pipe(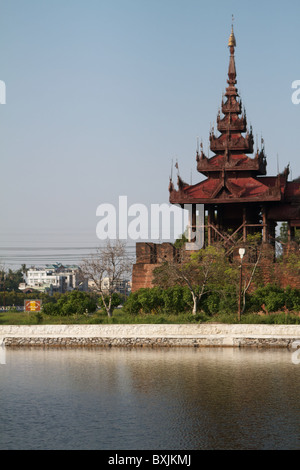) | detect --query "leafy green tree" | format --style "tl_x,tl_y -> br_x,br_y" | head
98,292 -> 125,311
248,284 -> 300,313
161,286 -> 191,314
0,268 -> 24,292
135,287 -> 164,314
123,286 -> 191,315
43,291 -> 97,316
153,244 -> 236,314
123,290 -> 143,314
279,222 -> 300,244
